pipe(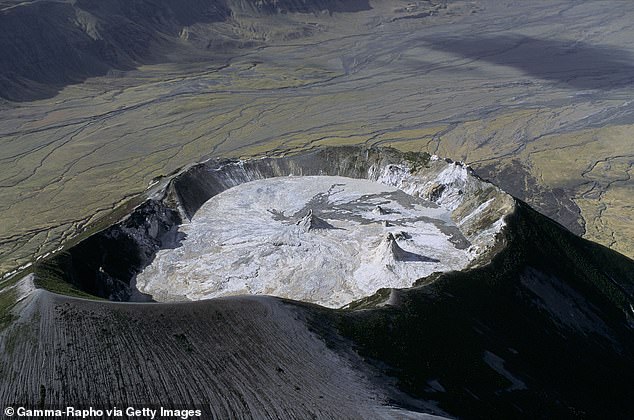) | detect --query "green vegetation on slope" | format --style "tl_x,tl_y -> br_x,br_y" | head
335,201 -> 634,418
33,257 -> 103,300
403,151 -> 431,173
0,286 -> 17,332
